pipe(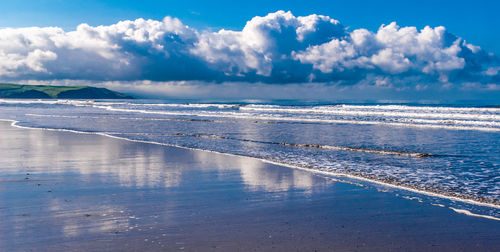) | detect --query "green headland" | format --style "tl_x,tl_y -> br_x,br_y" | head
0,83 -> 132,99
